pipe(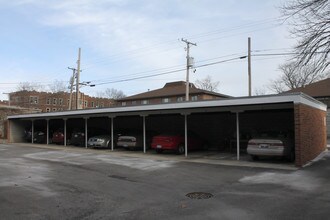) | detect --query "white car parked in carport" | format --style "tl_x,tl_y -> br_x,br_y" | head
247,131 -> 295,162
